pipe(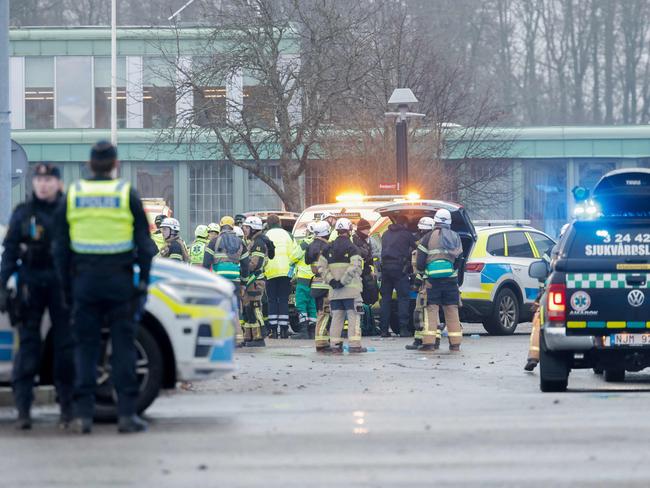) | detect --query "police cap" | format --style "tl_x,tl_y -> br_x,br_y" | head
33,163 -> 61,179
